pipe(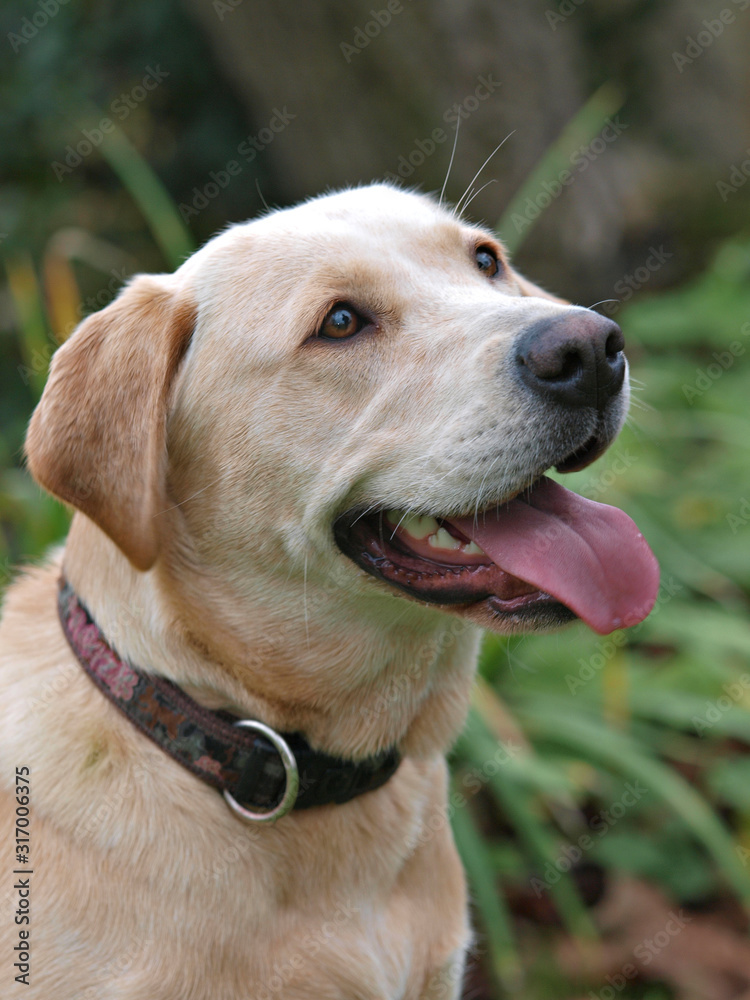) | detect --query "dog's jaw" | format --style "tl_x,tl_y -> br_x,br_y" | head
61,511 -> 484,762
